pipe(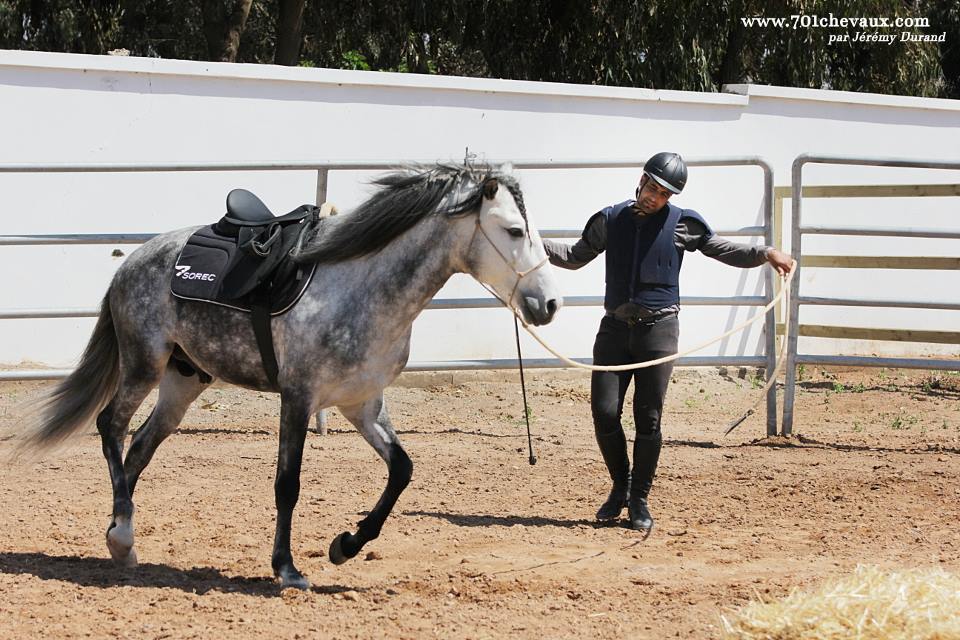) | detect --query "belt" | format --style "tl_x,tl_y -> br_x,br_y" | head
605,309 -> 678,327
